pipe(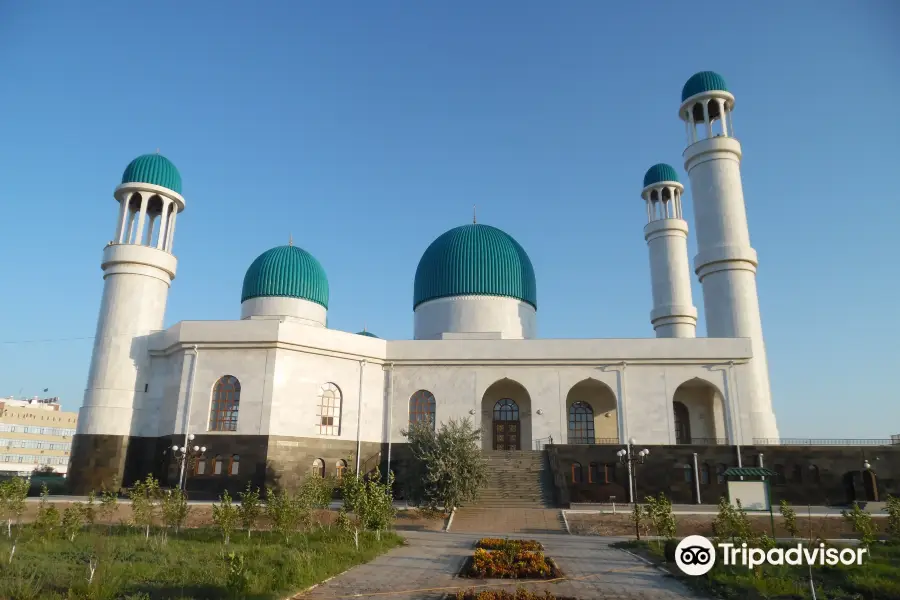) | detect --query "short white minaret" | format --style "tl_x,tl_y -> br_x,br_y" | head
641,164 -> 697,338
71,153 -> 184,490
679,71 -> 779,440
